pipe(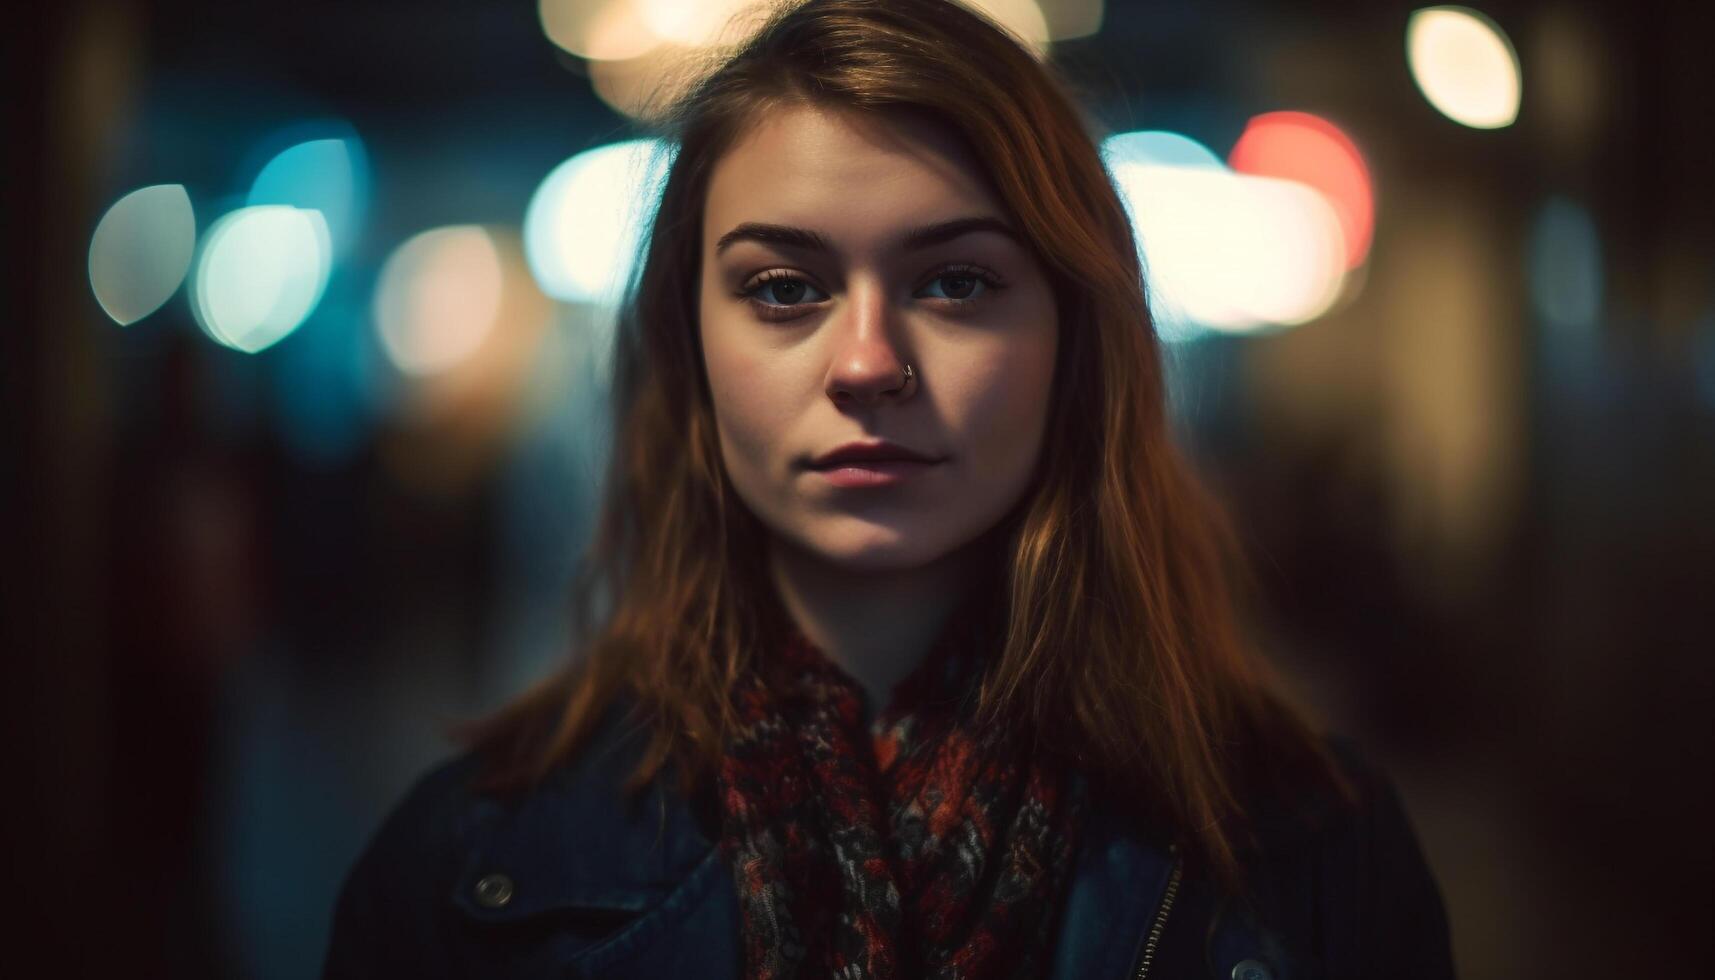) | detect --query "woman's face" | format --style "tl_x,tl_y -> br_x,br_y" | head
698,103 -> 1059,572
